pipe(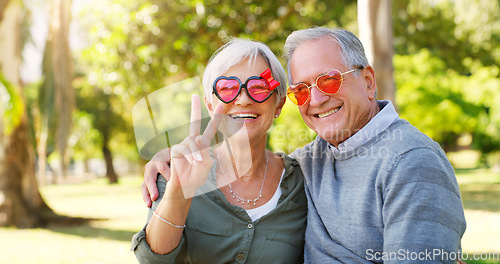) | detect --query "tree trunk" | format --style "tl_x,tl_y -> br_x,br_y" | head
358,0 -> 396,104
0,115 -> 52,227
0,0 -> 9,22
38,0 -> 74,183
61,150 -> 69,180
37,126 -> 49,185
103,143 -> 118,184
0,1 -> 53,227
